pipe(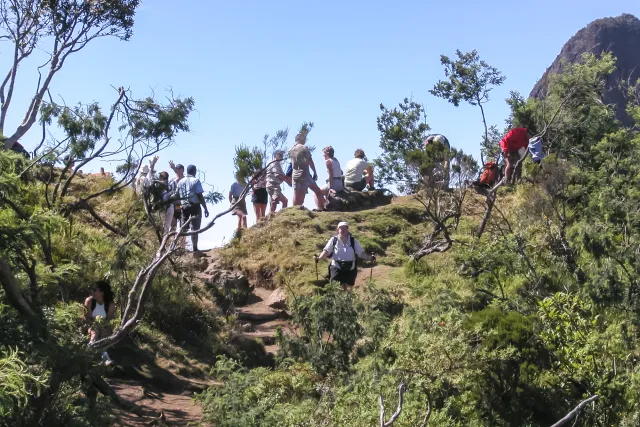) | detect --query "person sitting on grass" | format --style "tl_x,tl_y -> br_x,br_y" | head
344,149 -> 374,192
84,280 -> 116,365
314,221 -> 375,287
